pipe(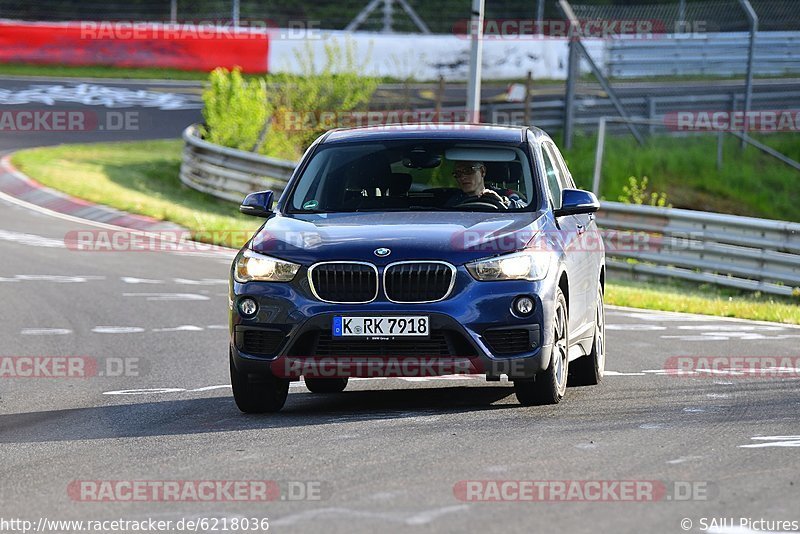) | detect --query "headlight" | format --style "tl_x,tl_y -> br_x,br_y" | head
234,249 -> 300,283
466,250 -> 550,281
